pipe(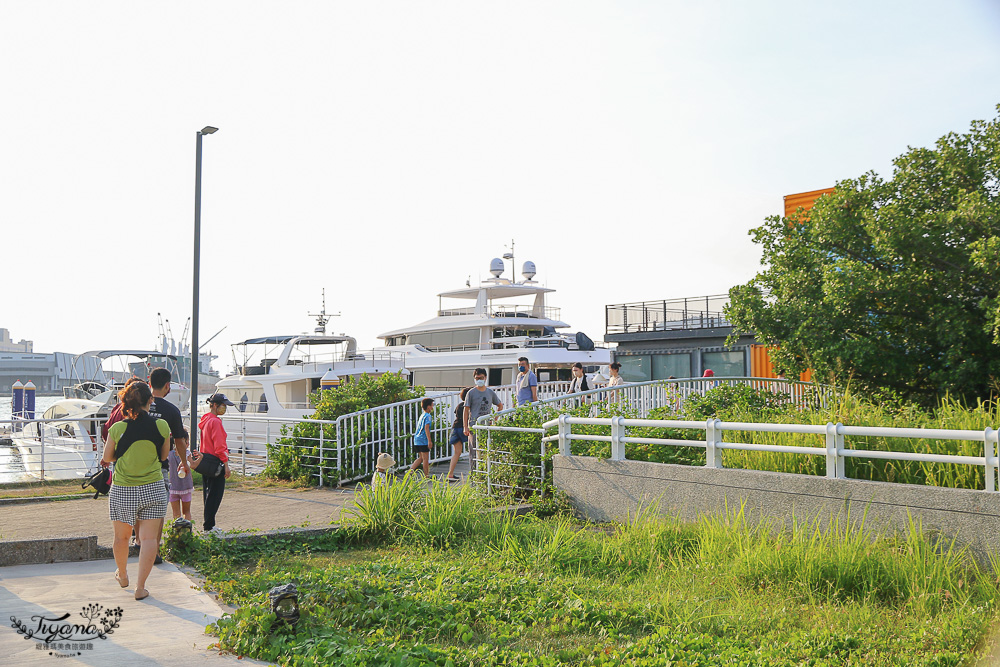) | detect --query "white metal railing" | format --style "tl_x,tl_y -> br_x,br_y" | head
1,416 -> 106,482
471,377 -> 835,496
535,416 -> 999,492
